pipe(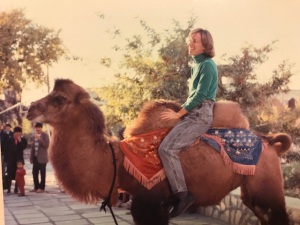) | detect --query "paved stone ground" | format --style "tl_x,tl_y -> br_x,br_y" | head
3,149 -> 228,225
